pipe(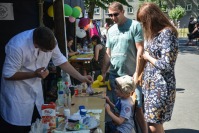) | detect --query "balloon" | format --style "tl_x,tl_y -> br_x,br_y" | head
84,24 -> 90,31
89,24 -> 99,37
90,21 -> 94,28
47,5 -> 54,17
97,75 -> 103,82
74,6 -> 82,12
71,7 -> 80,18
78,18 -> 90,28
76,28 -> 86,38
64,4 -> 72,16
69,16 -> 76,23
